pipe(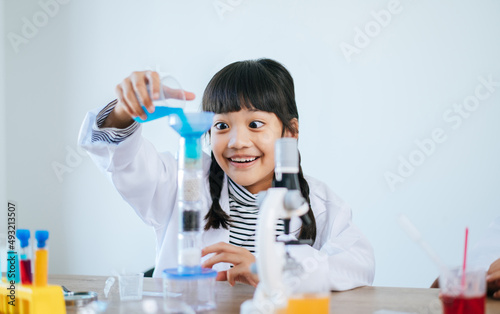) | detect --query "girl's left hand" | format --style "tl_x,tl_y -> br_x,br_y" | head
201,242 -> 259,287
